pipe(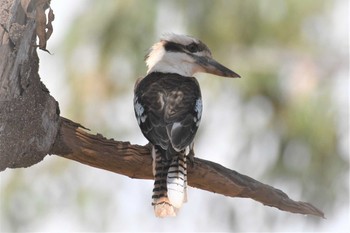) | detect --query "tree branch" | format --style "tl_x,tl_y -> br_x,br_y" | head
50,117 -> 325,218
